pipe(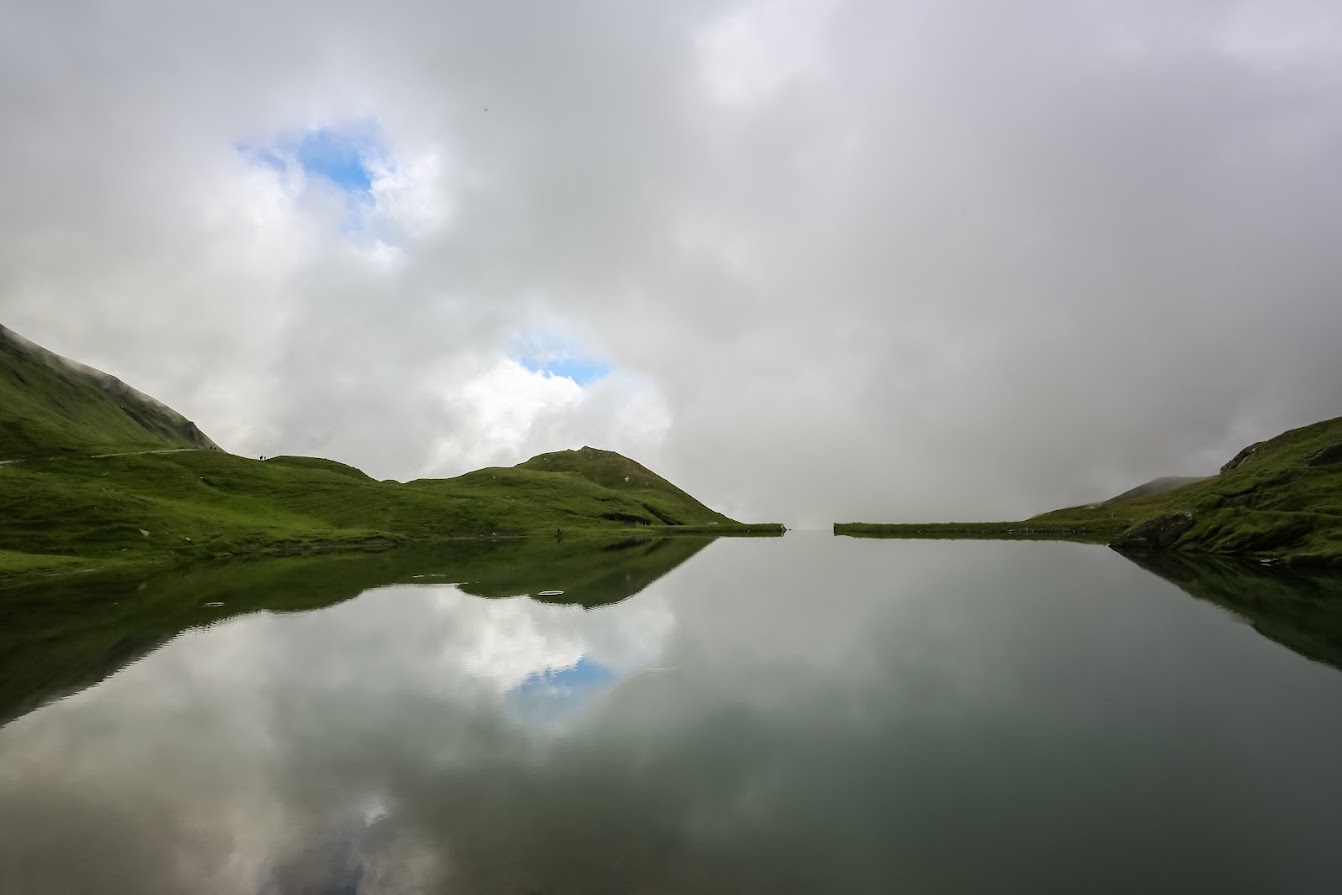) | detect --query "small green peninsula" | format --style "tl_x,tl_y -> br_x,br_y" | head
0,325 -> 779,585
837,415 -> 1342,567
